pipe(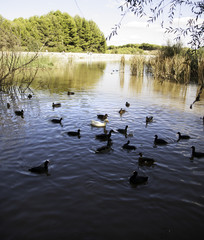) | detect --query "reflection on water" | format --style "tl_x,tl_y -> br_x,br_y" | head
32,62 -> 106,93
0,61 -> 204,240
